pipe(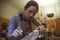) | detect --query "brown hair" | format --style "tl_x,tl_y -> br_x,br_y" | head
24,1 -> 39,12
